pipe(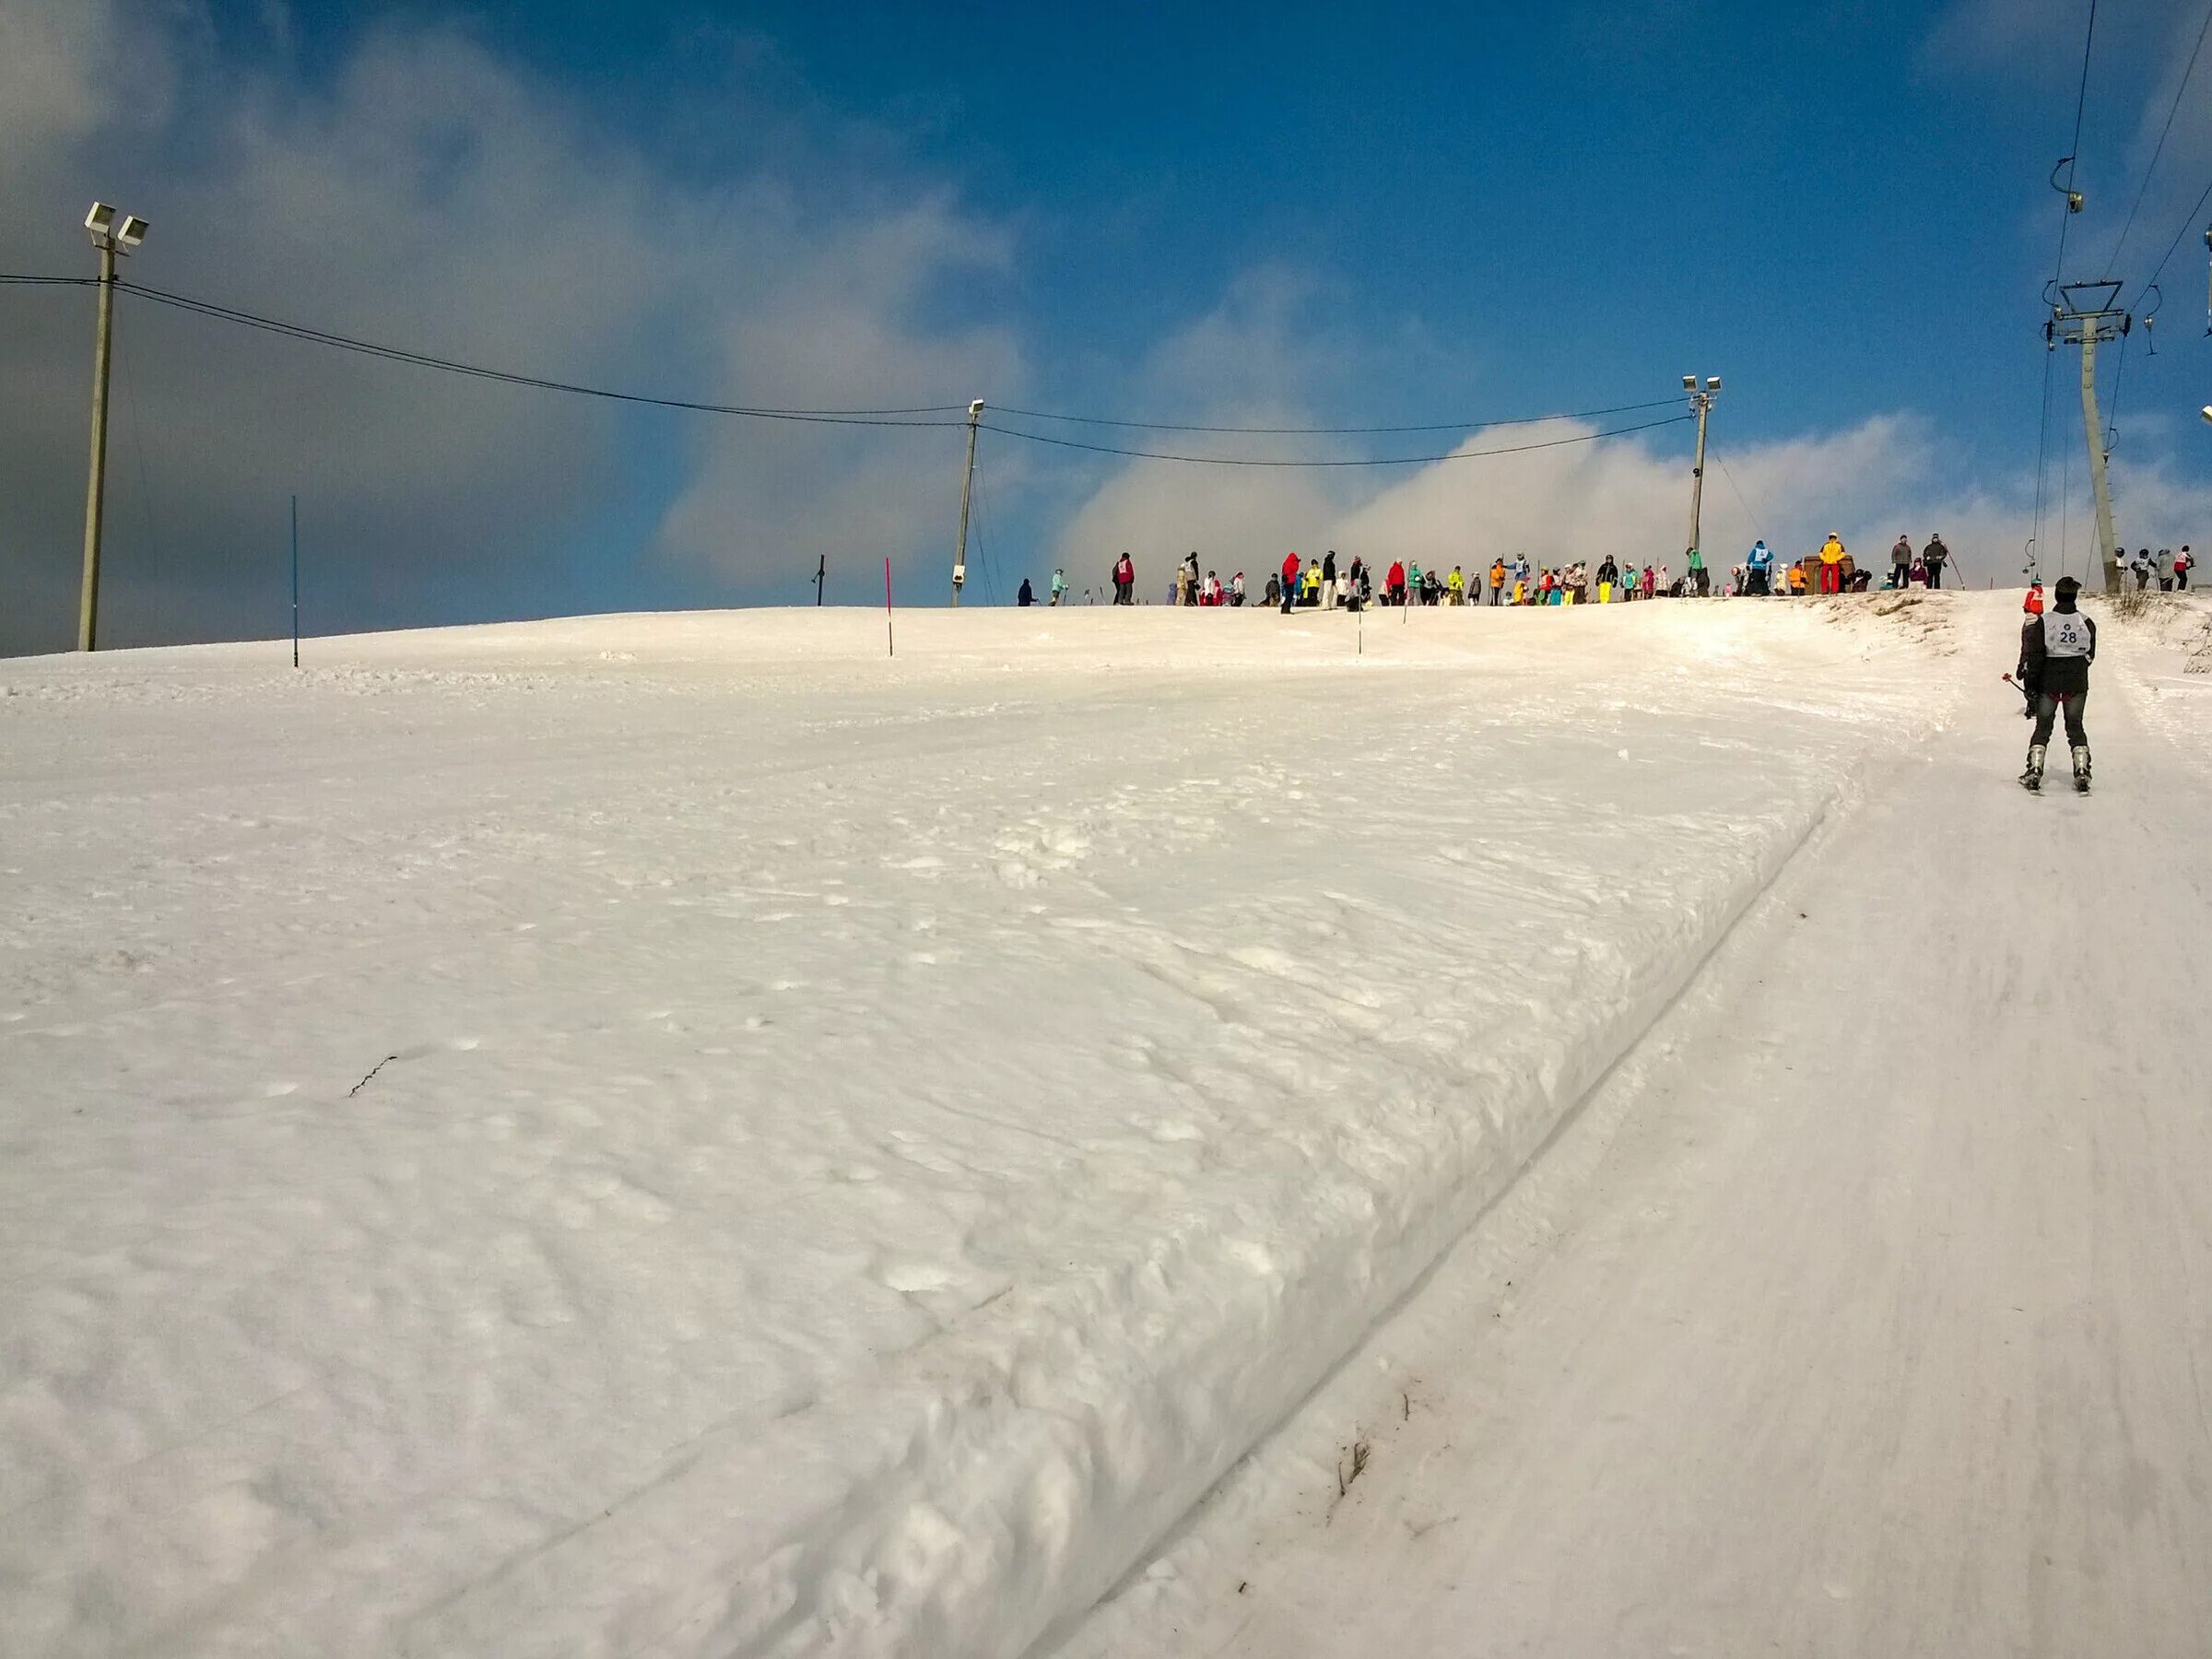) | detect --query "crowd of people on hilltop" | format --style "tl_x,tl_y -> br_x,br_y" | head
2125,546 -> 2194,591
1018,534 -> 1999,608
